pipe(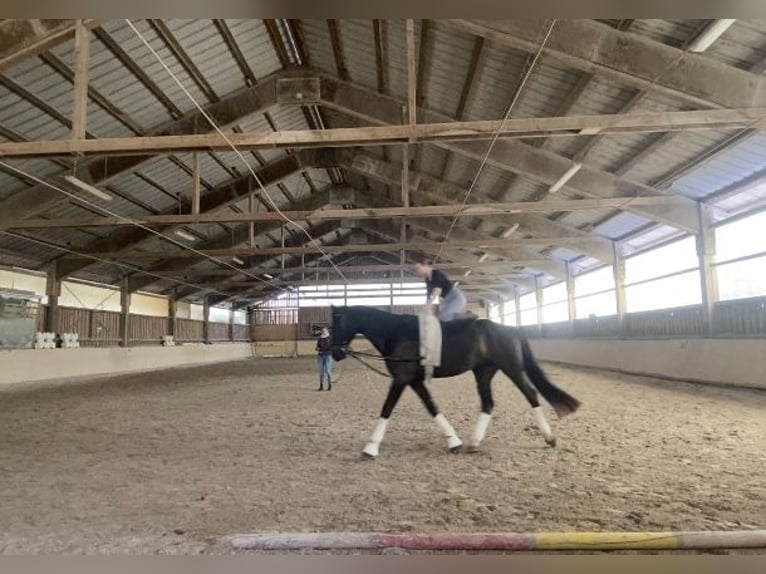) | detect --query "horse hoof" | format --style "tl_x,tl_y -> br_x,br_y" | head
362,443 -> 379,459
465,444 -> 480,454
449,444 -> 463,454
362,452 -> 377,460
546,437 -> 557,448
